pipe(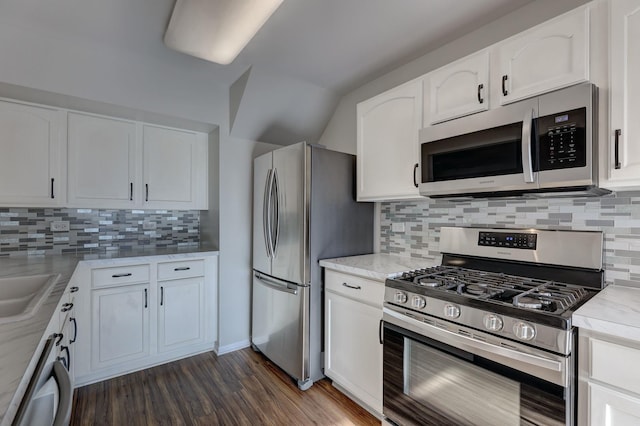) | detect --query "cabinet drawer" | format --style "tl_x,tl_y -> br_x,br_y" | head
591,338 -> 640,395
158,259 -> 204,281
325,269 -> 384,307
92,264 -> 150,288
